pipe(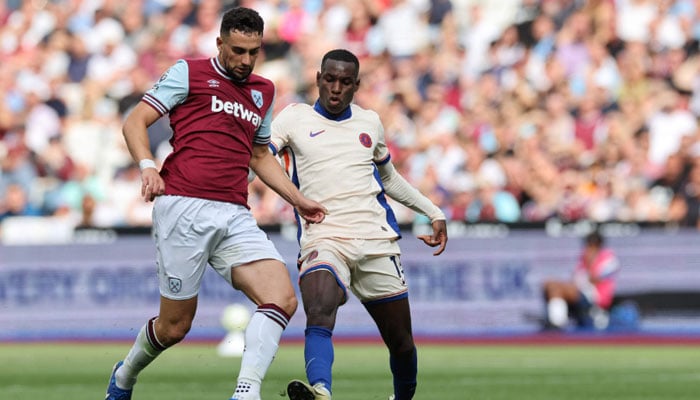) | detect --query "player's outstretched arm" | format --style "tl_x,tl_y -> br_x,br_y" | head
250,143 -> 327,224
122,102 -> 165,202
416,219 -> 448,256
378,161 -> 447,255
